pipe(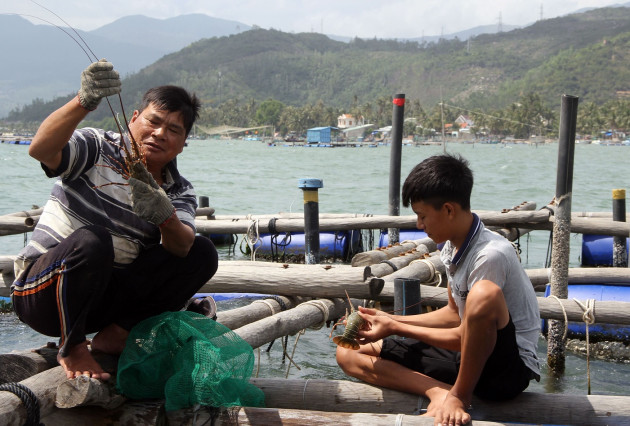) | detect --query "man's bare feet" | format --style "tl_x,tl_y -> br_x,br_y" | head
91,323 -> 129,355
57,341 -> 111,380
